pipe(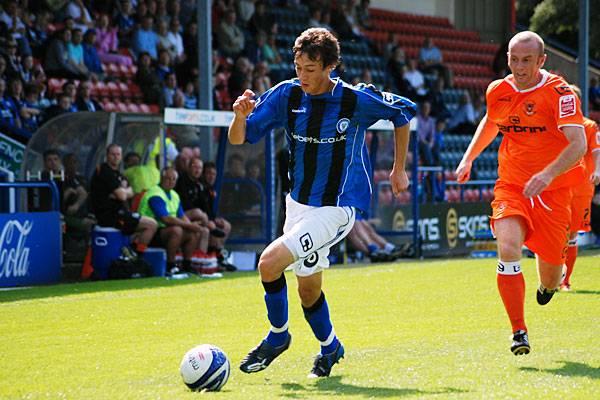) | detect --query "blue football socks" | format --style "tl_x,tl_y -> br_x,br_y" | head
303,291 -> 339,355
262,274 -> 289,347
